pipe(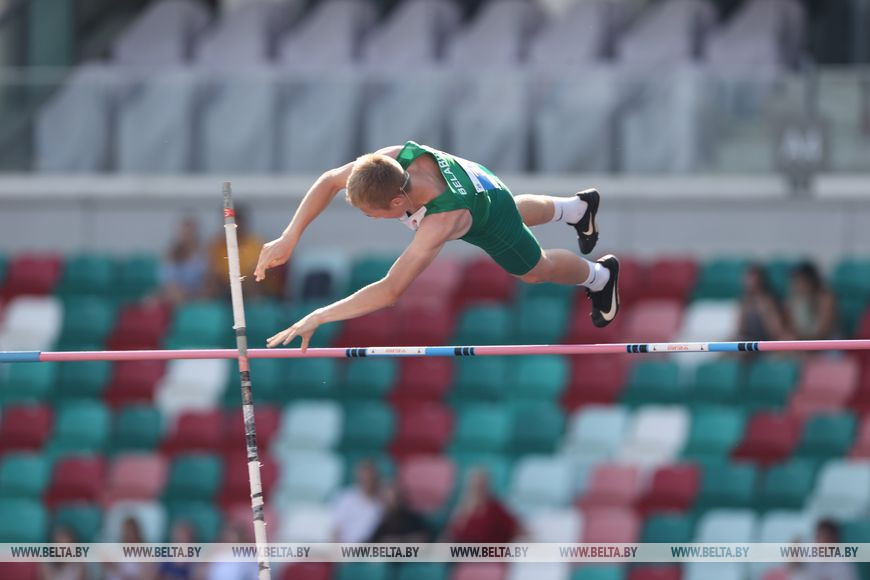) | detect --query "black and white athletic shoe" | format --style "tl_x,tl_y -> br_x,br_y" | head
570,188 -> 600,255
588,254 -> 620,328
